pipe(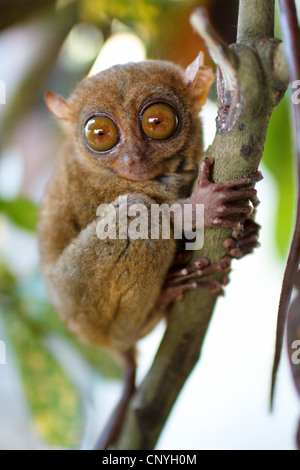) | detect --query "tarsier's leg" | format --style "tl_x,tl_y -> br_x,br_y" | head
157,218 -> 260,310
94,348 -> 136,450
